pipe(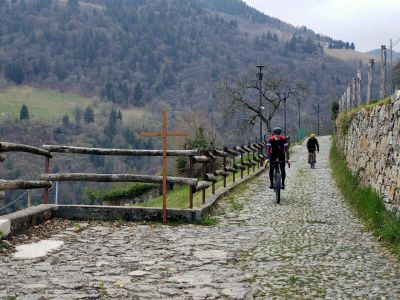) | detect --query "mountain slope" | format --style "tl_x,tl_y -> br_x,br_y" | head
0,0 -> 367,144
366,49 -> 400,61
